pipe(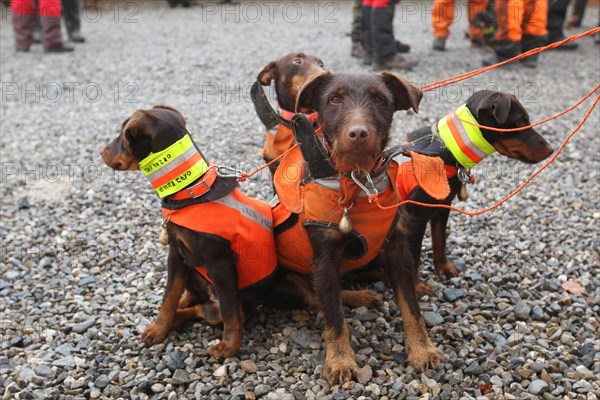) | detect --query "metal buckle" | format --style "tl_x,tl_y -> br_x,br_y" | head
458,168 -> 472,184
186,180 -> 210,198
